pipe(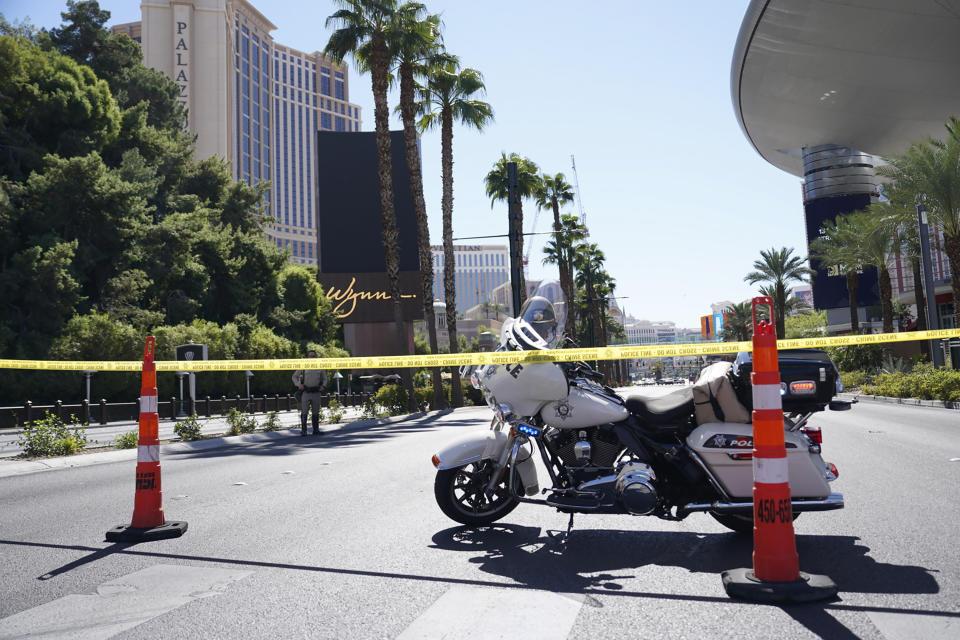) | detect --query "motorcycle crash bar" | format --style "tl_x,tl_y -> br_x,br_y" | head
677,493 -> 844,517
